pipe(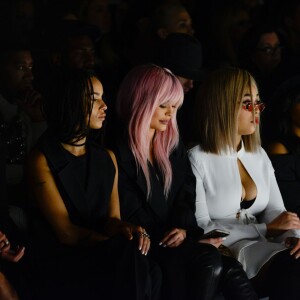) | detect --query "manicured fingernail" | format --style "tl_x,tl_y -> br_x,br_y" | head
145,252 -> 148,256
163,244 -> 166,247
159,242 -> 162,246
139,246 -> 142,250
